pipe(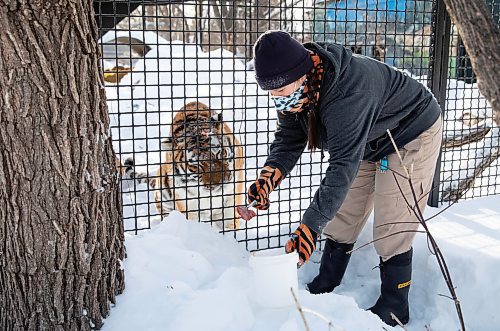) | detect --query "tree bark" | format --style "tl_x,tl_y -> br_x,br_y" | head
0,1 -> 125,330
442,0 -> 500,125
